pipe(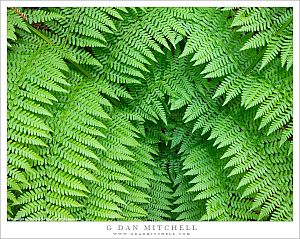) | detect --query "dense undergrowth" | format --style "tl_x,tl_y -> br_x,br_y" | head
7,7 -> 293,221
